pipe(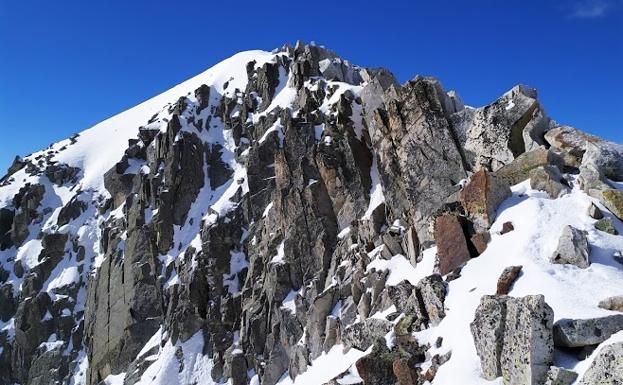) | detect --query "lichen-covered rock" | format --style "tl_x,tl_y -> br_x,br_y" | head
417,274 -> 447,325
459,85 -> 549,171
355,340 -> 397,385
601,189 -> 623,221
471,295 -> 554,384
496,147 -> 577,185
550,225 -> 590,269
578,341 -> 623,385
341,318 -> 393,351
553,315 -> 623,348
529,165 -> 570,198
544,366 -> 578,385
595,217 -> 618,235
